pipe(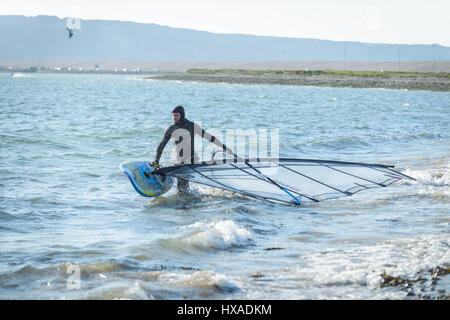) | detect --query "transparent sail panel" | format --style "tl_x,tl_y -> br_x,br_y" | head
159,158 -> 415,205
